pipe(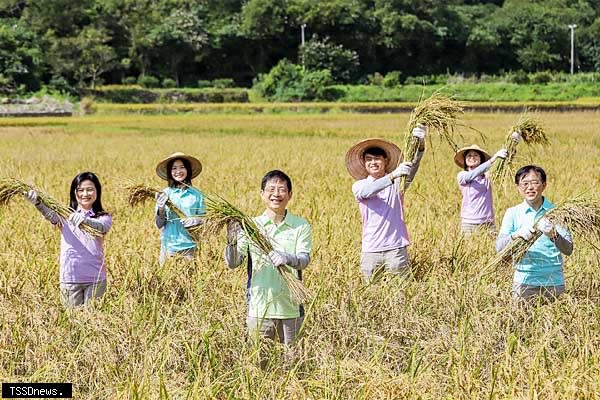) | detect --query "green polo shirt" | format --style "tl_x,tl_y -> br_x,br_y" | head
237,210 -> 312,319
